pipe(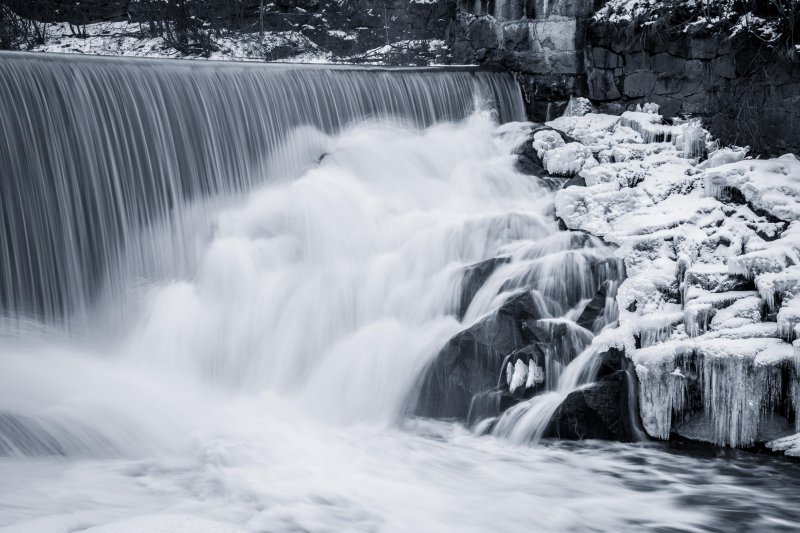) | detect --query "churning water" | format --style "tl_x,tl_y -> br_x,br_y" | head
1,53 -> 799,532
